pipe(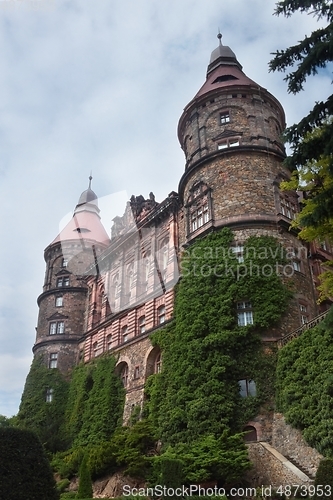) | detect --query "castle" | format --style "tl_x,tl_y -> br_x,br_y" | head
32,35 -> 332,428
